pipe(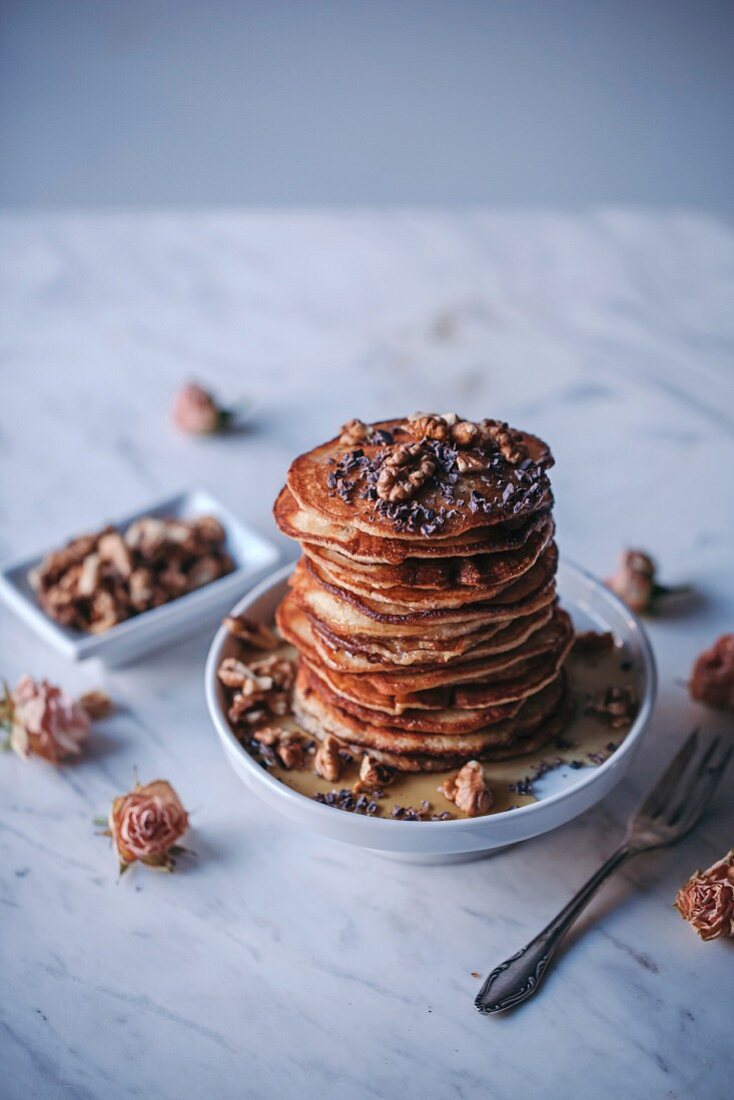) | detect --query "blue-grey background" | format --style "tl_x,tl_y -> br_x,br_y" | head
1,0 -> 733,213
